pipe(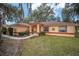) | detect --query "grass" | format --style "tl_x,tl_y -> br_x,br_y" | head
18,36 -> 79,56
